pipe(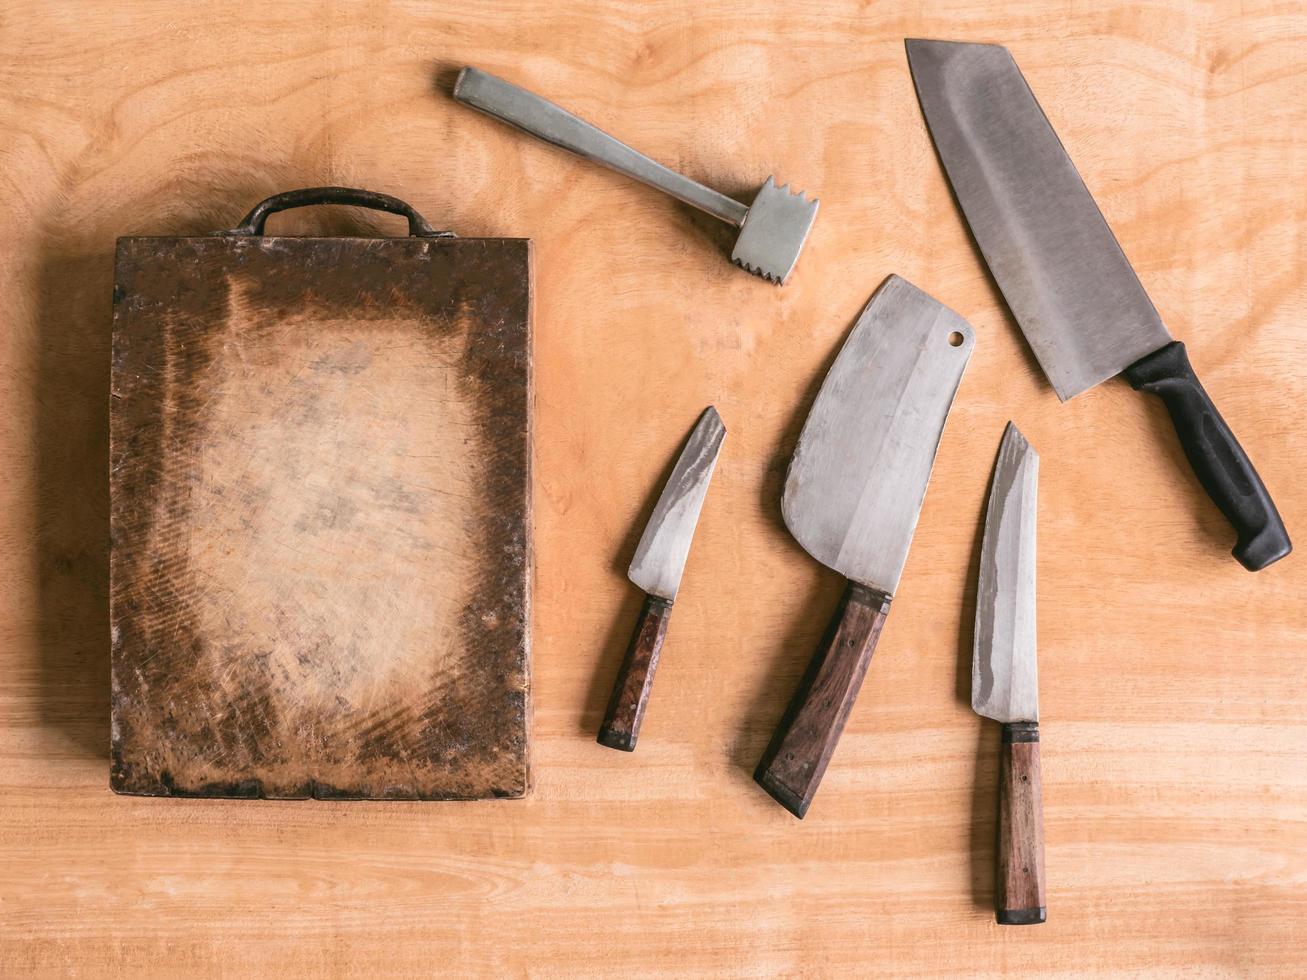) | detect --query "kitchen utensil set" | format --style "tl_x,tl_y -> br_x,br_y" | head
460,39 -> 1289,924
109,35 -> 1290,931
